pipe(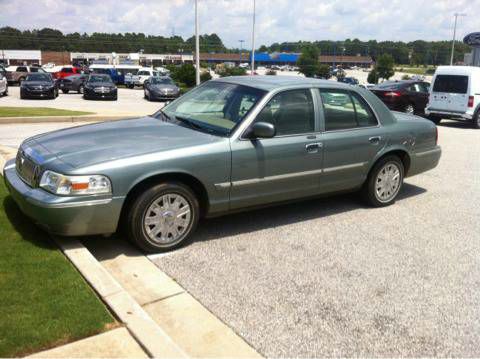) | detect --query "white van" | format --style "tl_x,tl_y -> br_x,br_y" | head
425,66 -> 480,128
124,67 -> 159,88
